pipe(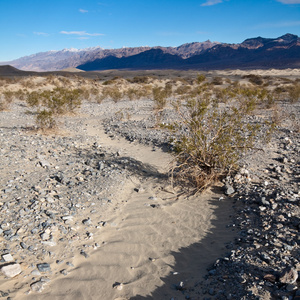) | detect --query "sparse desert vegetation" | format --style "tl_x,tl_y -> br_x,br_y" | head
0,68 -> 299,300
